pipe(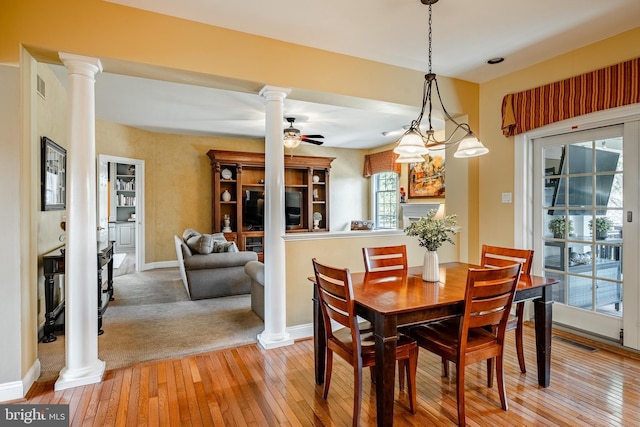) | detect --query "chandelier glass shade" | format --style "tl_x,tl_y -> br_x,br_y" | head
395,0 -> 488,162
